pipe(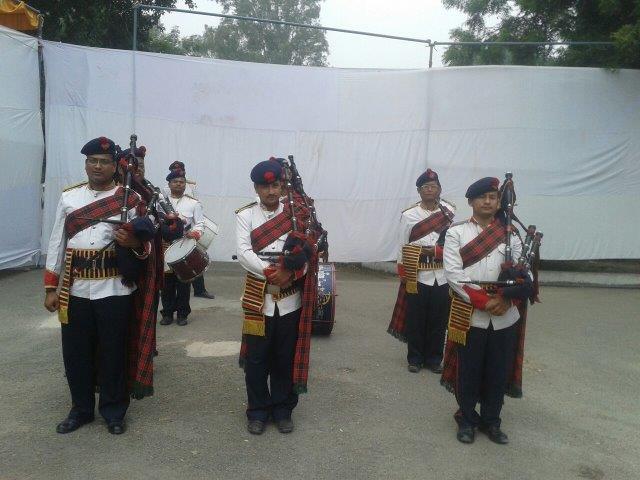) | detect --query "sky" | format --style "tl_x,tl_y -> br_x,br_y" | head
160,0 -> 469,68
